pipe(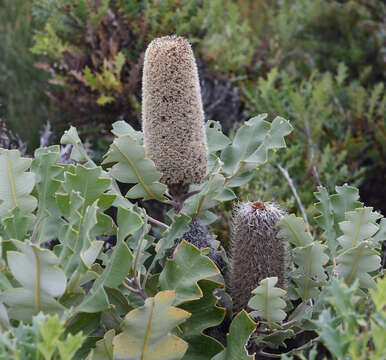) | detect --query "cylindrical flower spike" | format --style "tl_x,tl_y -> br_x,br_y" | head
142,36 -> 207,197
229,201 -> 290,313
